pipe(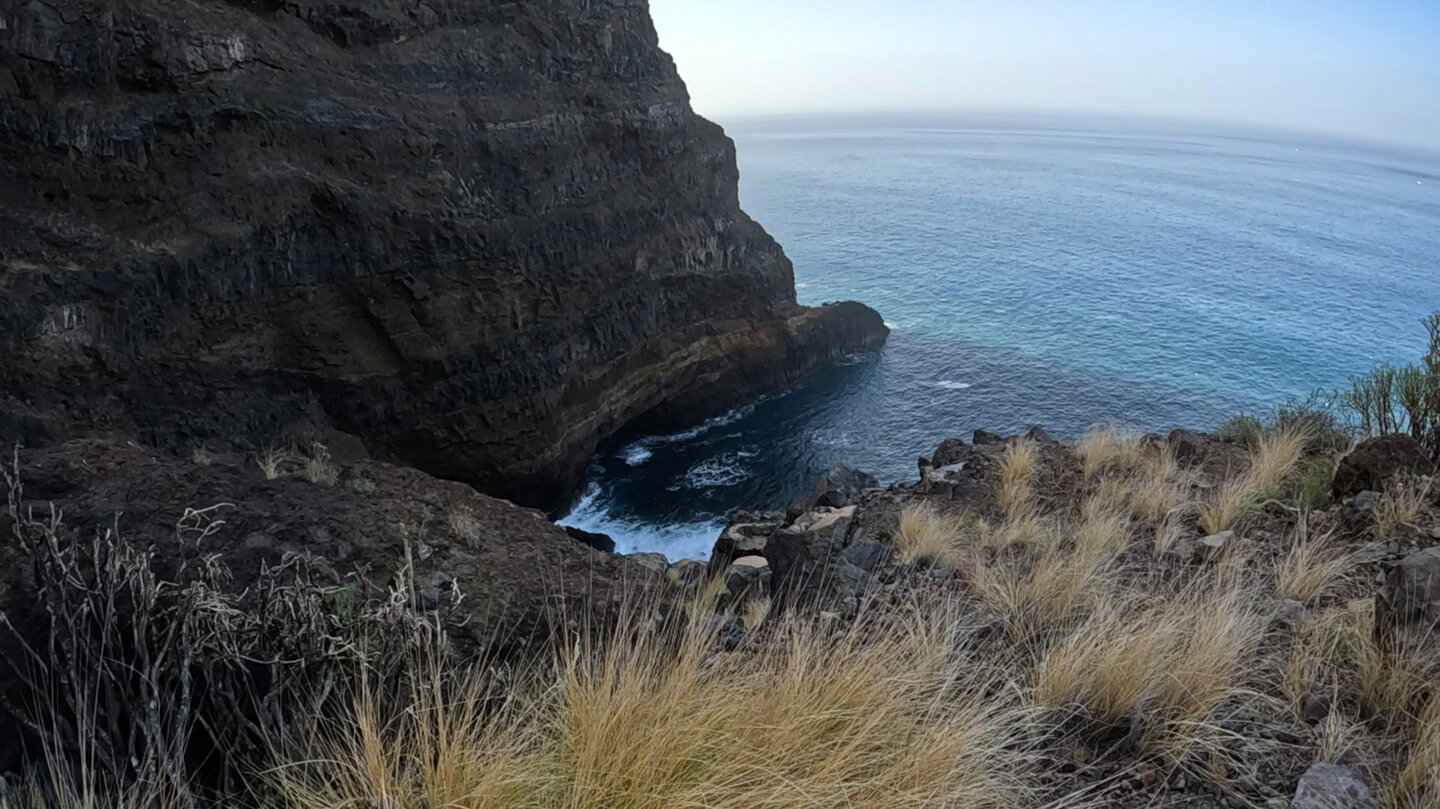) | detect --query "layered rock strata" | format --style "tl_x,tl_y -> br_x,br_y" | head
0,0 -> 887,511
